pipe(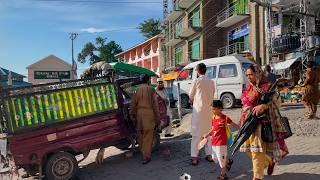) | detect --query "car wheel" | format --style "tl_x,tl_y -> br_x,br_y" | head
180,94 -> 190,109
45,152 -> 78,180
221,93 -> 236,109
